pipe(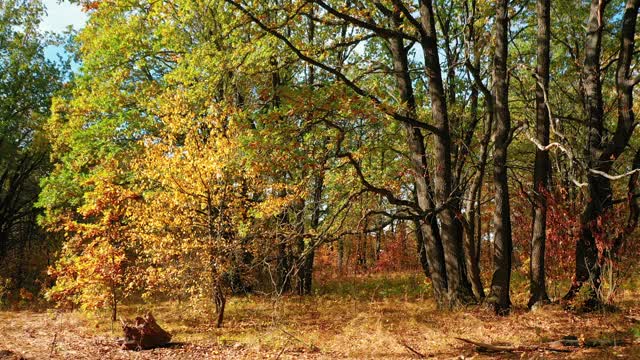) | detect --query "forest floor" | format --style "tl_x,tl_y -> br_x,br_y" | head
2,272 -> 640,359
